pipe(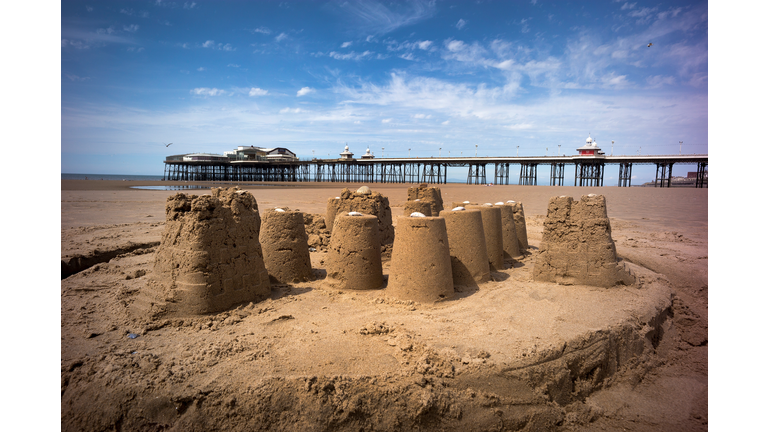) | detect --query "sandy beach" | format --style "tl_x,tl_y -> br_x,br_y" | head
61,179 -> 707,431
